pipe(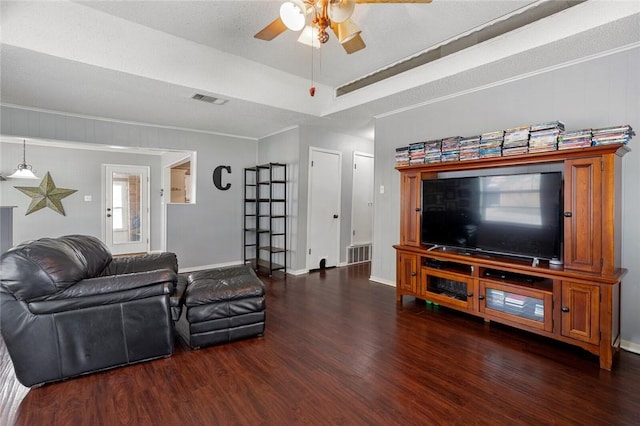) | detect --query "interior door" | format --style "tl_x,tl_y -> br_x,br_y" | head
351,152 -> 374,245
104,165 -> 149,255
307,148 -> 341,270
